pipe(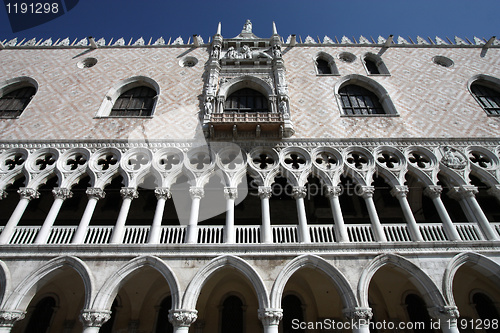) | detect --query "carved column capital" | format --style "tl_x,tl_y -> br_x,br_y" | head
358,186 -> 375,199
17,187 -> 40,200
0,310 -> 26,327
325,185 -> 342,198
258,308 -> 283,326
224,187 -> 238,200
79,309 -> 112,328
86,187 -> 106,200
189,187 -> 205,199
448,185 -> 478,200
343,307 -> 373,321
428,306 -> 460,320
258,186 -> 272,199
168,309 -> 198,327
154,187 -> 171,200
52,187 -> 73,200
390,185 -> 409,198
424,185 -> 442,199
120,187 -> 139,200
291,186 -> 307,199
